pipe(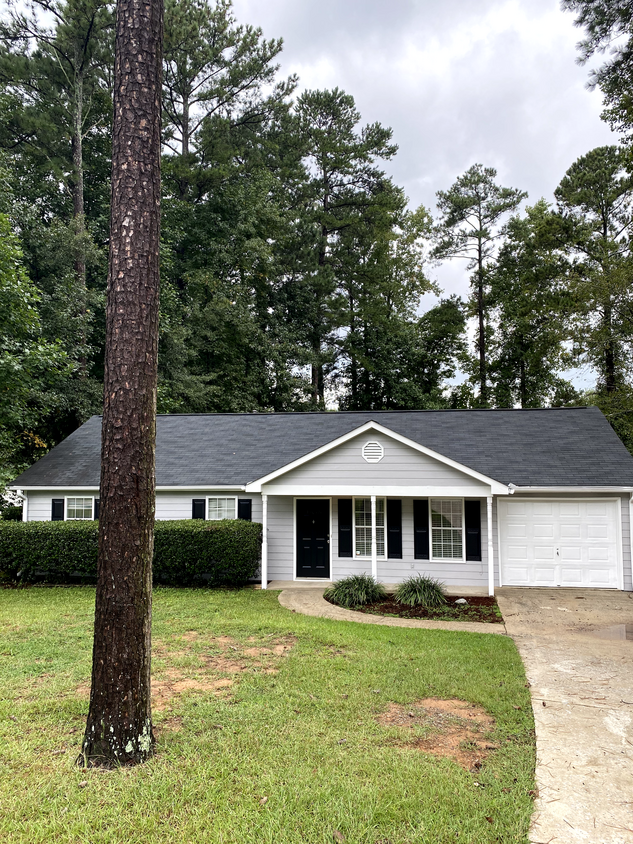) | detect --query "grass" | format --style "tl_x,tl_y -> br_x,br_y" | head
0,586 -> 535,843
